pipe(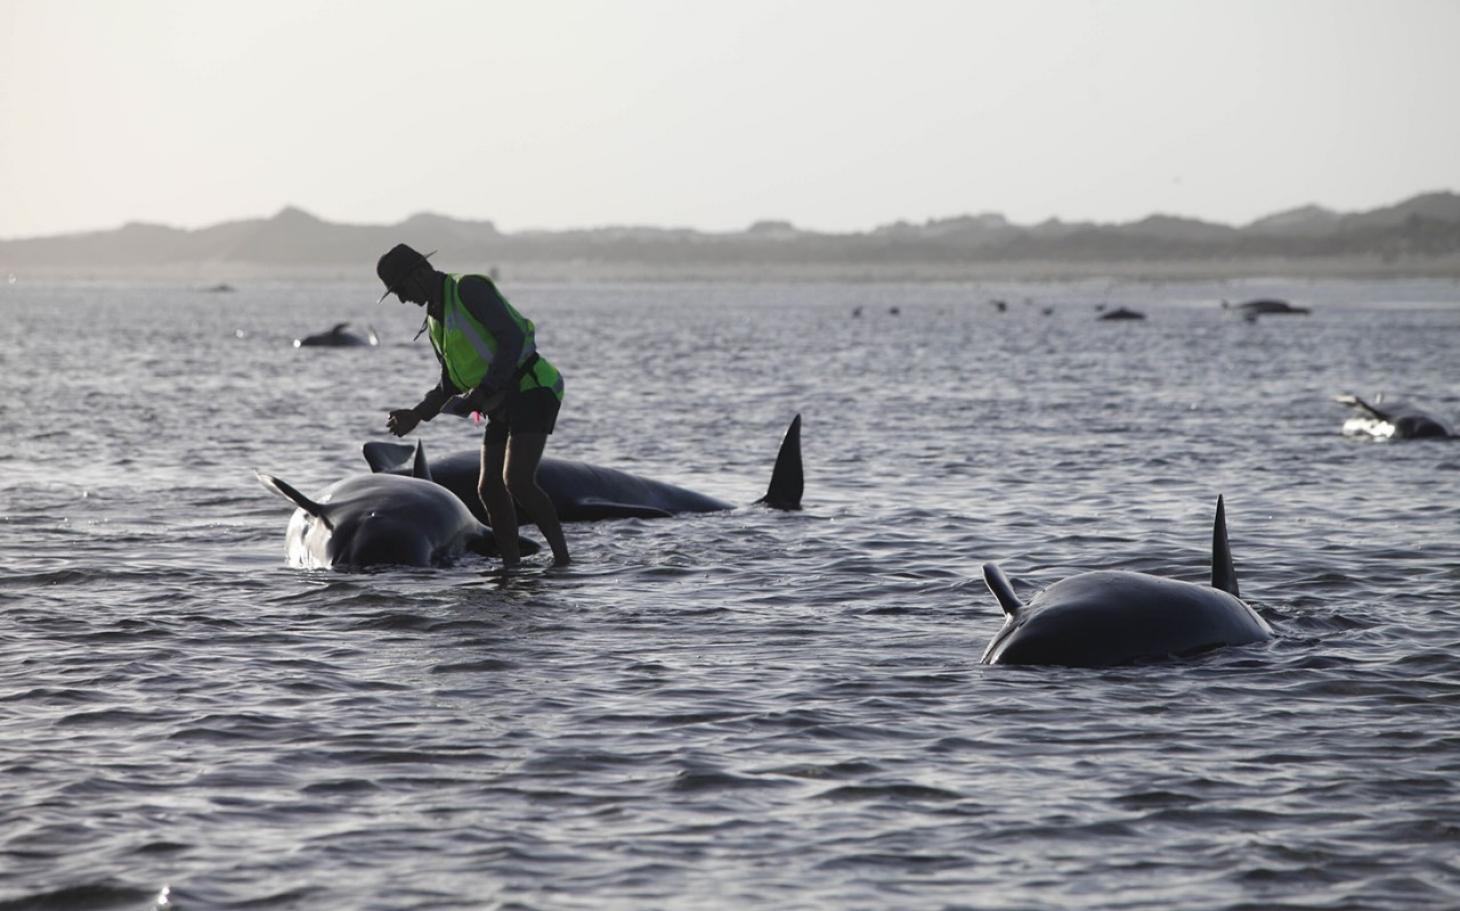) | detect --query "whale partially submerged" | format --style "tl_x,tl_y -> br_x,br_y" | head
257,443 -> 537,569
1336,394 -> 1454,440
293,323 -> 379,348
1222,298 -> 1310,321
363,414 -> 804,523
980,497 -> 1273,667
